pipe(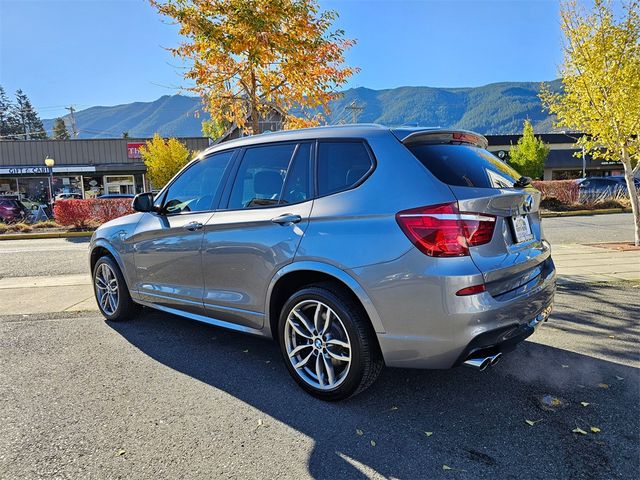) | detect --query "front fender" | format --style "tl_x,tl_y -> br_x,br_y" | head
90,237 -> 136,293
265,260 -> 385,337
